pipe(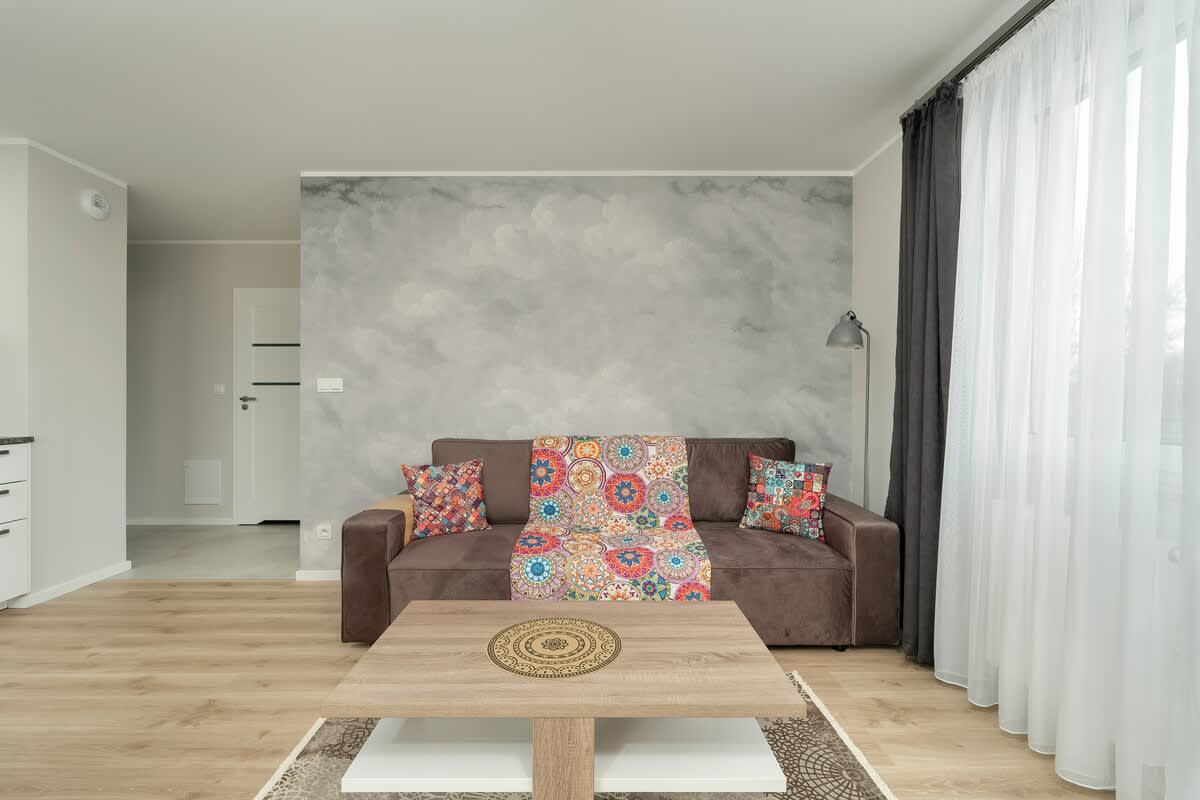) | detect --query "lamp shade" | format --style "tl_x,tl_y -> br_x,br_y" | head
826,313 -> 865,349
